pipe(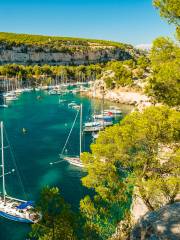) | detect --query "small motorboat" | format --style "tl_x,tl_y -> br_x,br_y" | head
93,114 -> 113,121
0,104 -> 8,108
85,121 -> 101,127
103,108 -> 122,115
84,125 -> 104,133
5,96 -> 18,101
